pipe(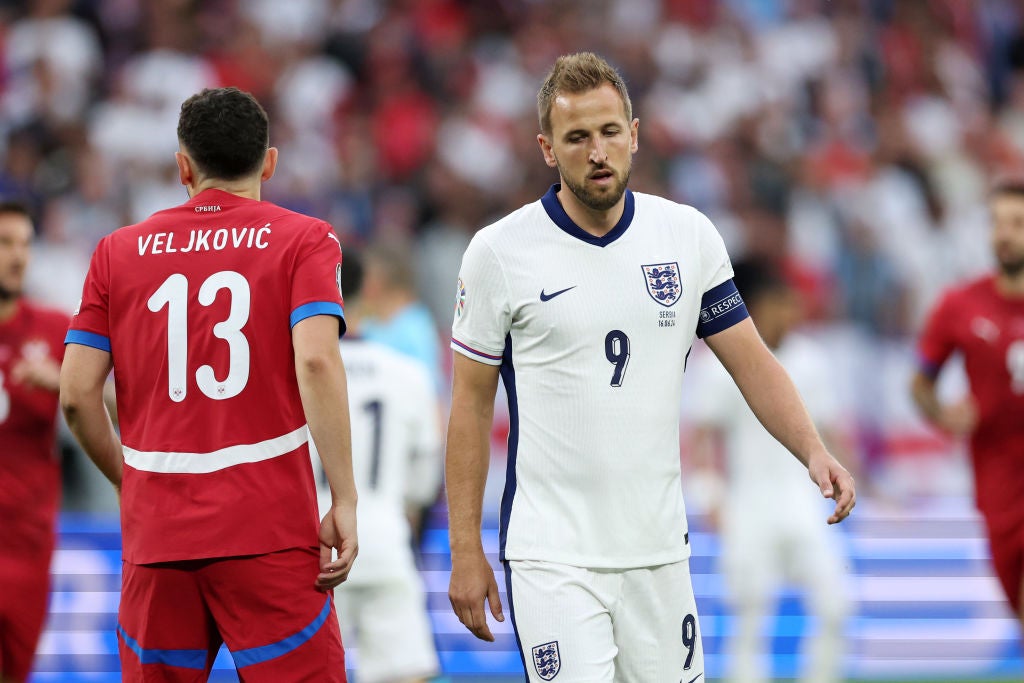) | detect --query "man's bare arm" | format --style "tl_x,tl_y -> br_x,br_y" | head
704,318 -> 856,523
446,352 -> 503,641
910,370 -> 976,436
60,344 -> 121,490
293,314 -> 357,589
